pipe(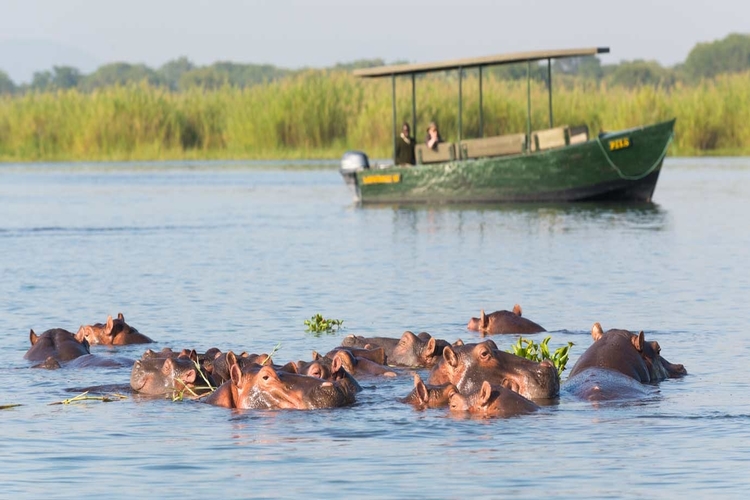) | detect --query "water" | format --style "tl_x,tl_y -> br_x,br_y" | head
1,158 -> 749,498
